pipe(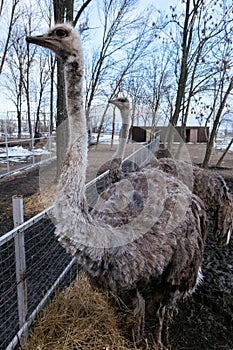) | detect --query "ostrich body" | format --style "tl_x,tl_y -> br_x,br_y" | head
157,157 -> 233,246
27,24 -> 207,348
145,132 -> 233,245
